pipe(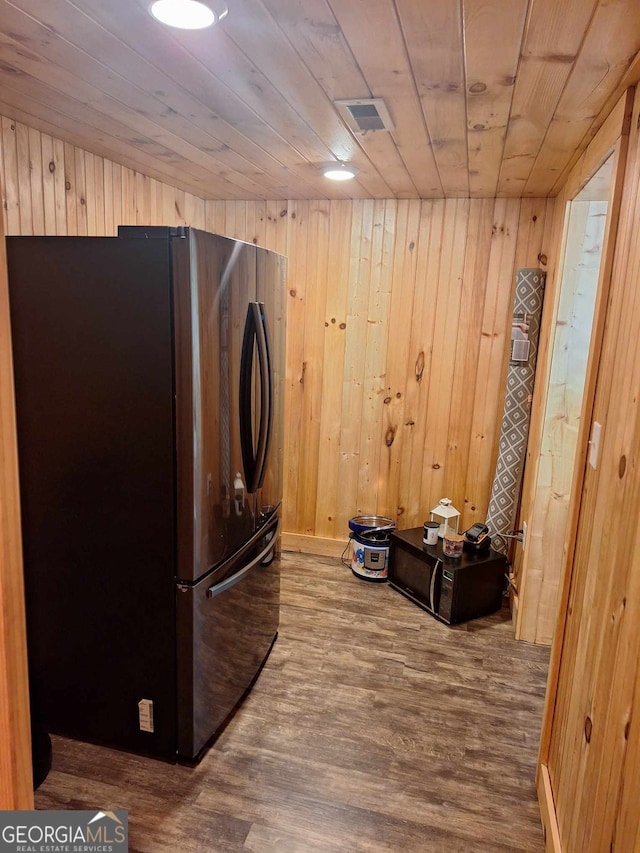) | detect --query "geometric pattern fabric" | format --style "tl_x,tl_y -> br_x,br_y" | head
486,268 -> 546,554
